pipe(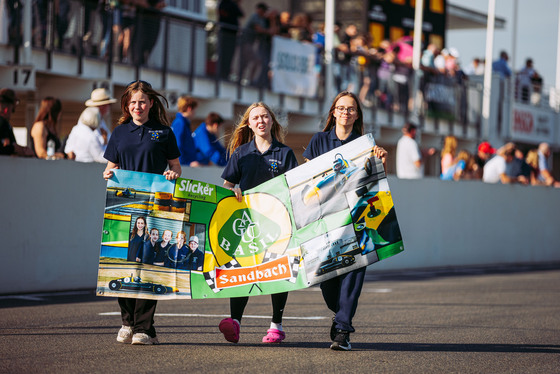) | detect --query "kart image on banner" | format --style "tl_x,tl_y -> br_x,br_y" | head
96,134 -> 404,300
